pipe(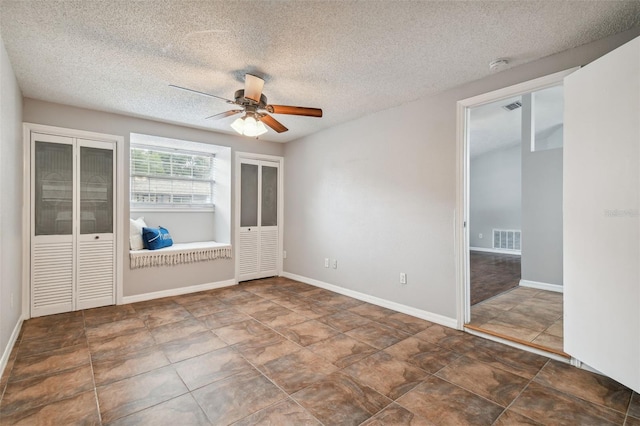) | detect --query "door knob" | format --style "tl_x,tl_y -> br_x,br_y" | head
95,235 -> 100,239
